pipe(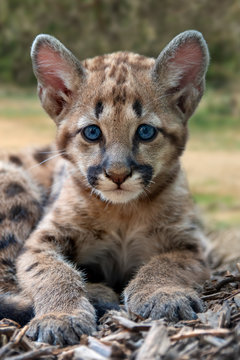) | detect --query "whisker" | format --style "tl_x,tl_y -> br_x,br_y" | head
35,150 -> 64,154
28,152 -> 65,170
